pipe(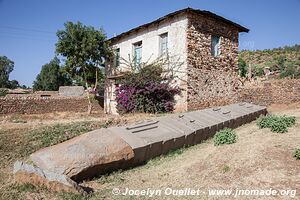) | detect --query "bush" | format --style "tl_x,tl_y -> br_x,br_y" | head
256,115 -> 274,129
270,121 -> 288,133
255,66 -> 265,77
238,57 -> 247,77
214,128 -> 237,146
0,88 -> 8,97
256,115 -> 296,133
281,115 -> 296,127
116,64 -> 180,114
279,64 -> 300,79
294,149 -> 300,160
